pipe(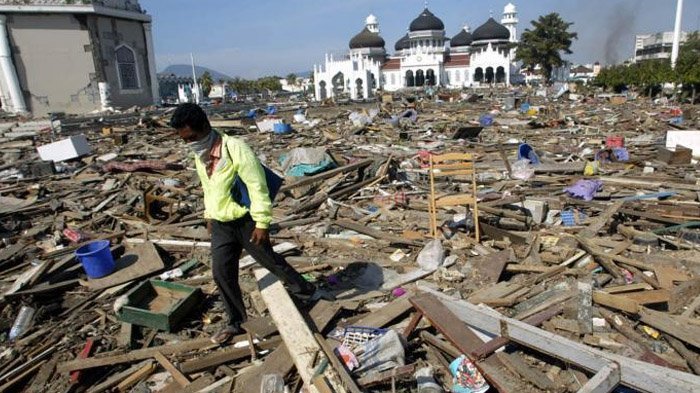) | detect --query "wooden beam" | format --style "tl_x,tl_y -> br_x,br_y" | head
352,297 -> 412,328
254,268 -> 342,393
410,294 -> 522,392
314,333 -> 363,393
154,352 -> 189,387
424,290 -> 700,393
333,219 -> 422,247
116,362 -> 156,392
638,307 -> 700,349
592,291 -> 639,314
178,337 -> 281,374
578,362 -> 620,393
57,337 -> 215,373
279,159 -> 374,192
